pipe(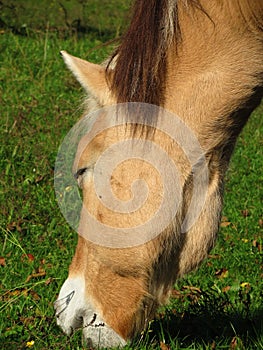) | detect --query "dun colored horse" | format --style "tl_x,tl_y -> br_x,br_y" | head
54,0 -> 263,348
